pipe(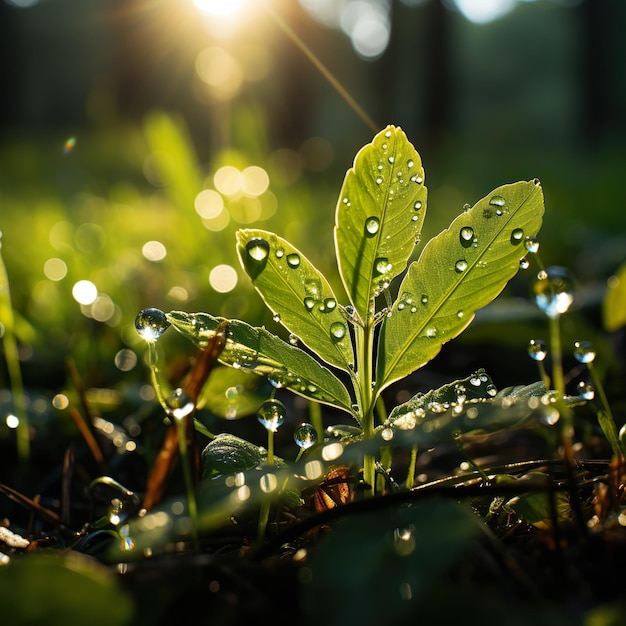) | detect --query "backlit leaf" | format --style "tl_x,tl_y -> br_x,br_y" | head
166,310 -> 353,414
335,125 -> 427,322
236,229 -> 354,372
376,180 -> 544,392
